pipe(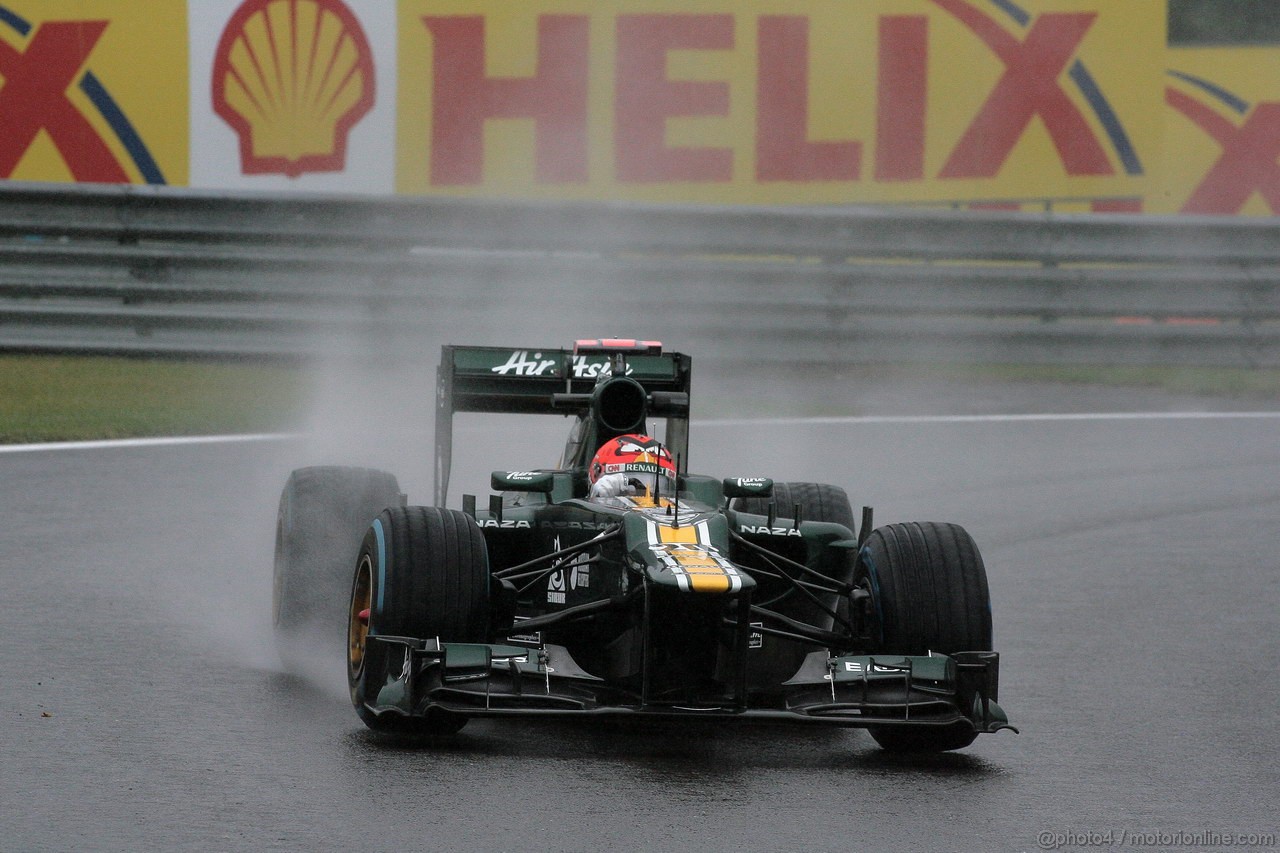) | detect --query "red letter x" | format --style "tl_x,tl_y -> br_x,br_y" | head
1167,88 -> 1280,214
0,20 -> 127,182
933,0 -> 1110,179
